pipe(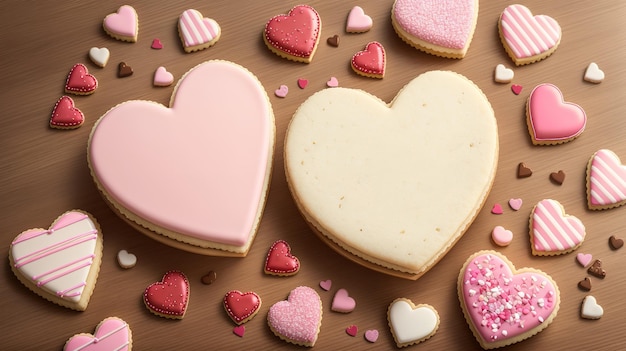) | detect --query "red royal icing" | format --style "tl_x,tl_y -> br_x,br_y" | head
65,63 -> 98,94
264,240 -> 300,275
351,41 -> 386,76
50,96 -> 84,128
264,5 -> 320,58
223,290 -> 261,324
143,270 -> 189,317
